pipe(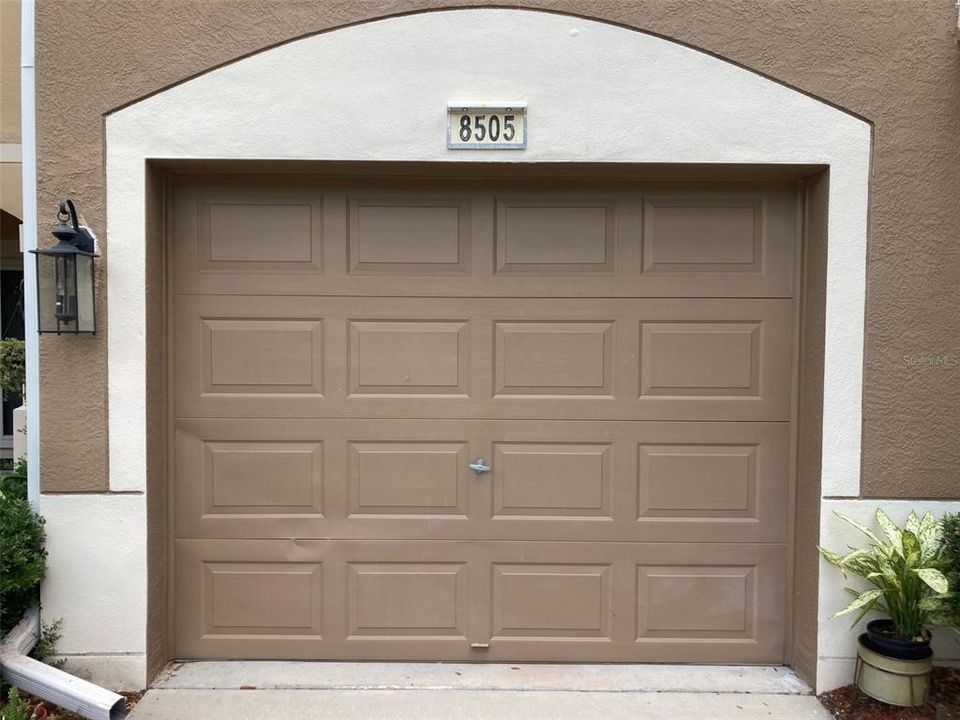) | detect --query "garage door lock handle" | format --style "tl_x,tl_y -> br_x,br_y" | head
469,458 -> 491,474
